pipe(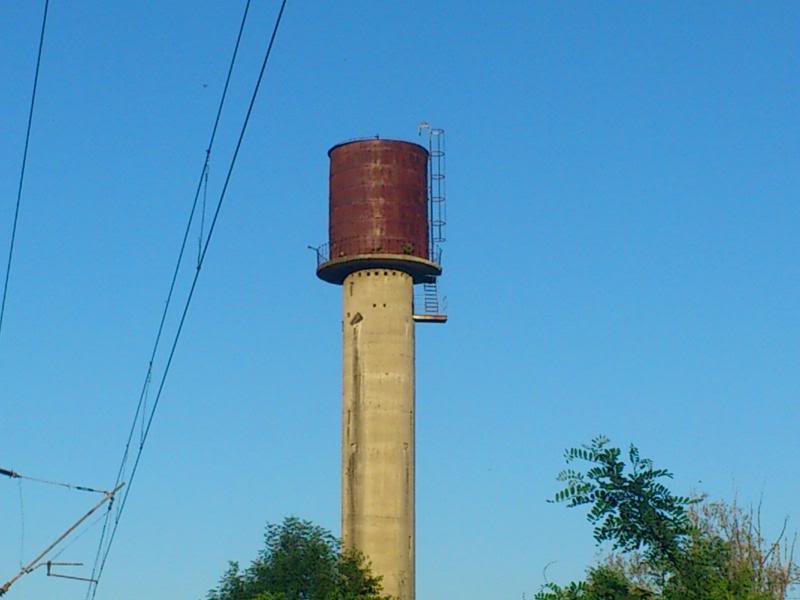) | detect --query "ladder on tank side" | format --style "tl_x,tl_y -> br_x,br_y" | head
413,123 -> 447,324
